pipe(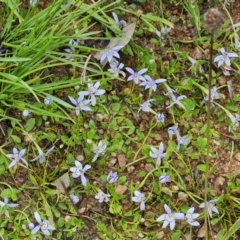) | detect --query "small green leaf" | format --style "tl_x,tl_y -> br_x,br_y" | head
195,136 -> 207,152
57,217 -> 65,228
29,174 -> 38,185
197,164 -> 207,172
25,118 -> 36,132
182,98 -> 195,111
10,135 -> 21,143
